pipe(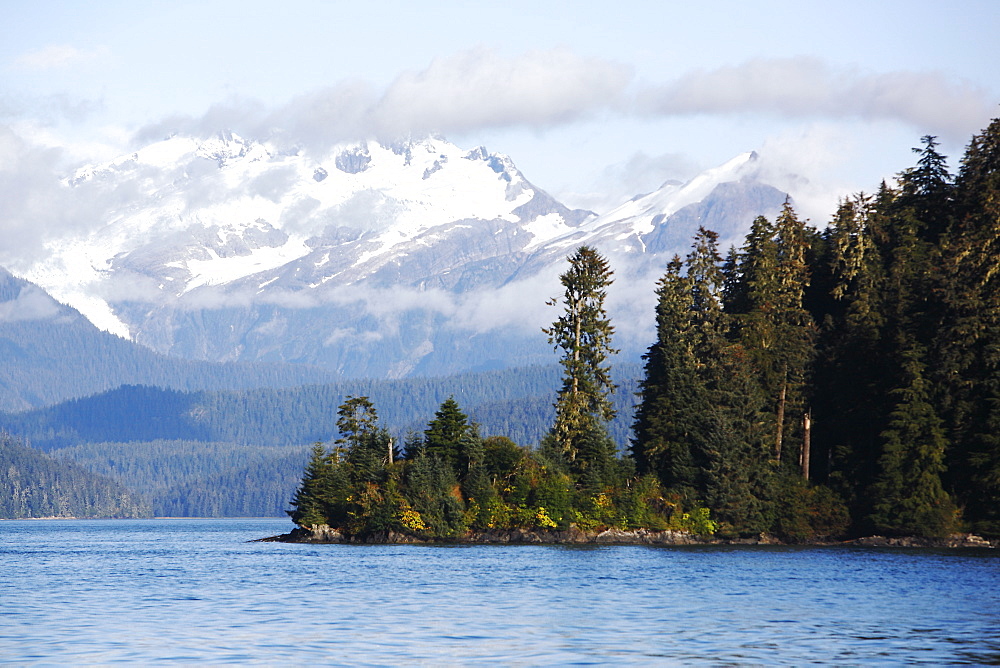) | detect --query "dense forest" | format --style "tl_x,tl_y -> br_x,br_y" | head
53,440 -> 311,517
0,432 -> 151,518
1,366 -> 640,452
290,117 -> 1000,541
0,366 -> 639,517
